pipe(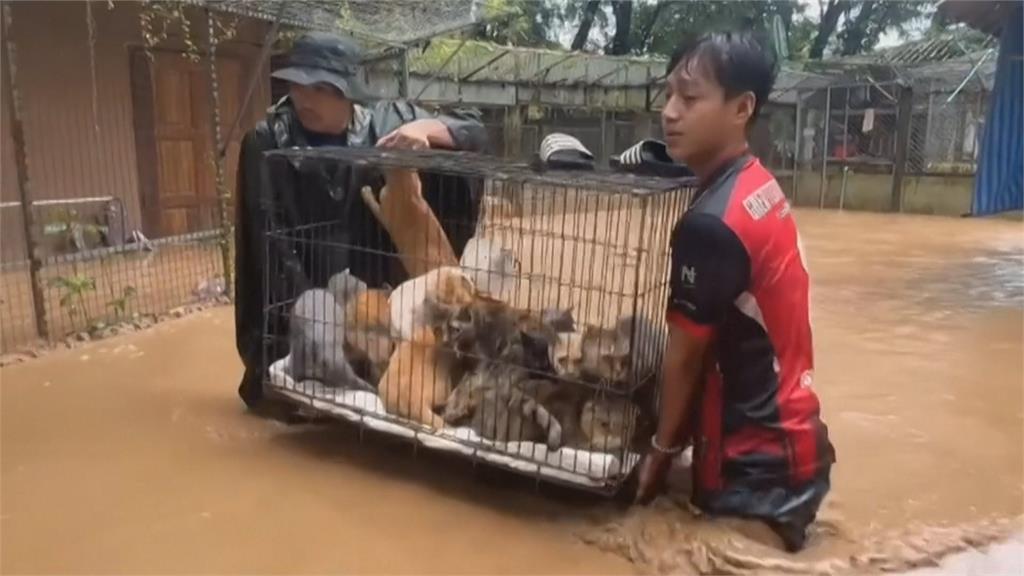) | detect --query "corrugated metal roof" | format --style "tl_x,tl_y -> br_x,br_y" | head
391,38 -> 831,97
879,34 -> 996,64
825,33 -> 996,66
400,39 -> 664,88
